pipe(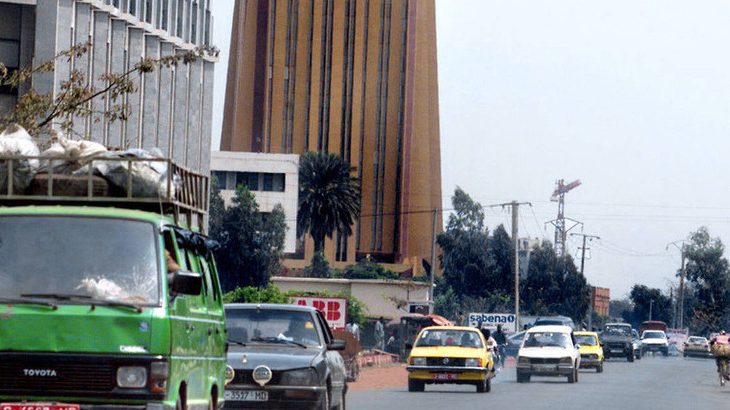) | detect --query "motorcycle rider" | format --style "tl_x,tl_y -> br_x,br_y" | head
493,324 -> 507,369
480,328 -> 500,370
710,330 -> 730,378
